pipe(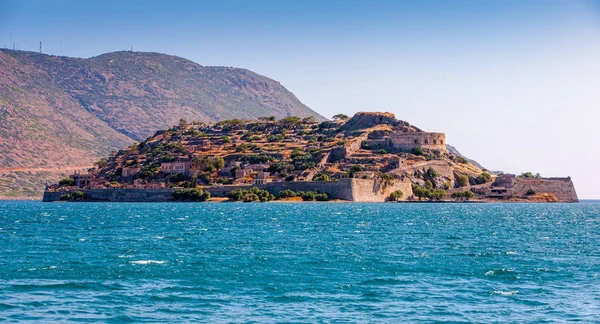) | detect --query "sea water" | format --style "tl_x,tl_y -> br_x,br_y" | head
1,201 -> 599,322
